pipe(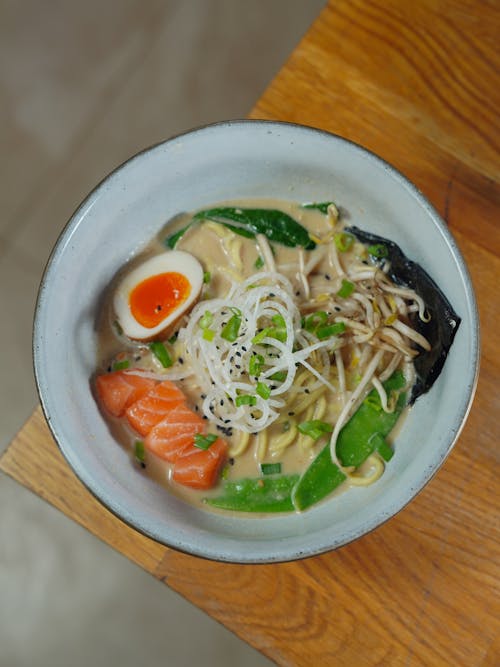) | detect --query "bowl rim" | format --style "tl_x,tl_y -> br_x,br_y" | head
32,119 -> 480,563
